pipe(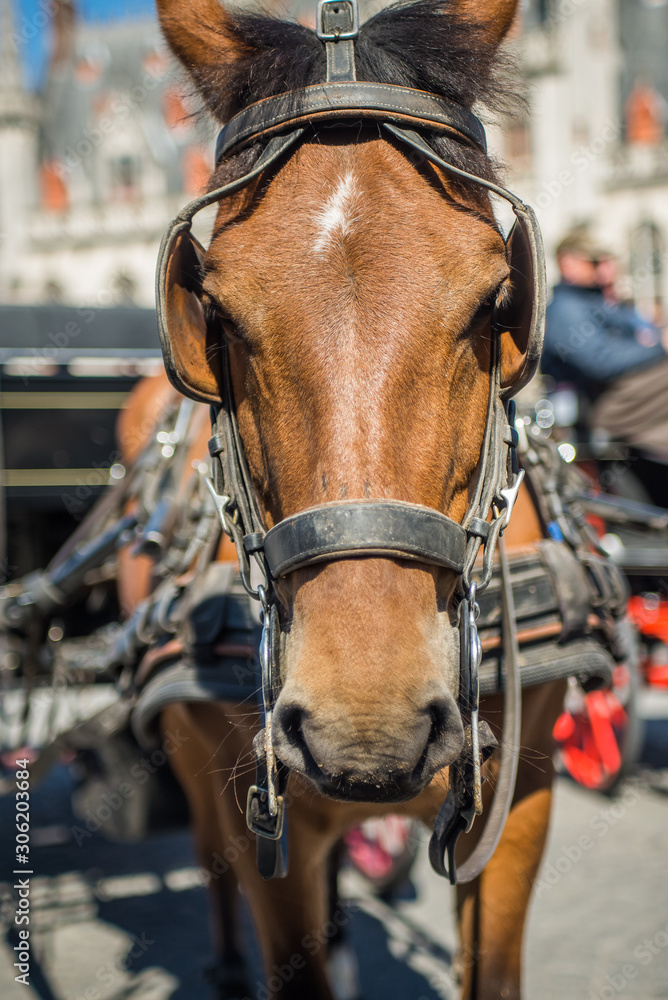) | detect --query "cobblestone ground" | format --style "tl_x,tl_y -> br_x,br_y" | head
1,690 -> 666,1000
